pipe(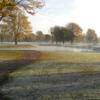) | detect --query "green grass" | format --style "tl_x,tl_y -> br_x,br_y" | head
0,51 -> 25,62
2,51 -> 100,100
35,89 -> 100,100
41,52 -> 100,63
0,50 -> 40,100
11,52 -> 100,77
0,51 -> 25,100
0,44 -> 34,48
